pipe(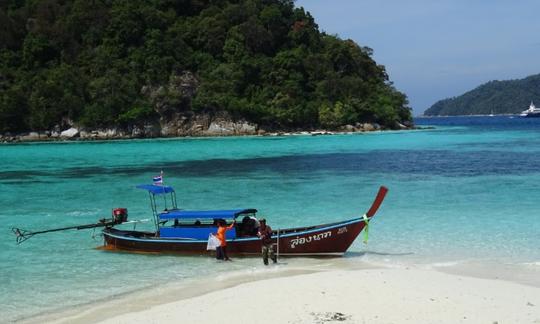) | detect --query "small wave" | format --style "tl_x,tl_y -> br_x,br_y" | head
353,254 -> 413,269
65,209 -> 101,217
355,253 -> 473,271
428,260 -> 465,268
519,261 -> 540,267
